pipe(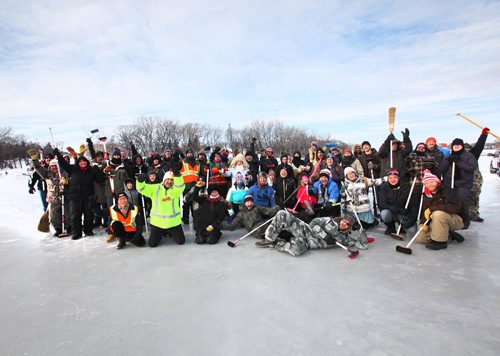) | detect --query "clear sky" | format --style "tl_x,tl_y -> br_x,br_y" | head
1,0 -> 499,148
